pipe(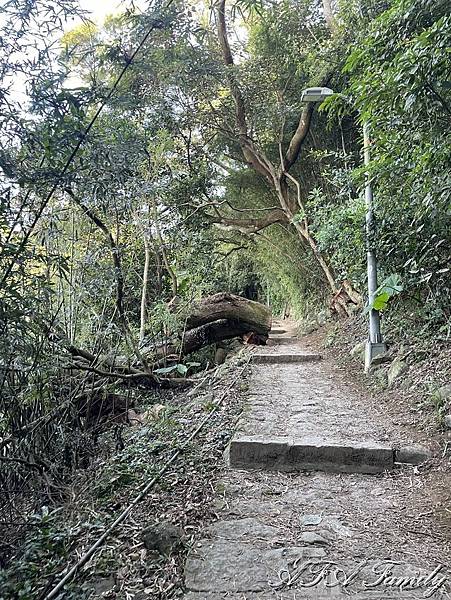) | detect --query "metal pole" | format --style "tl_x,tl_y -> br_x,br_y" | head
363,121 -> 386,370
